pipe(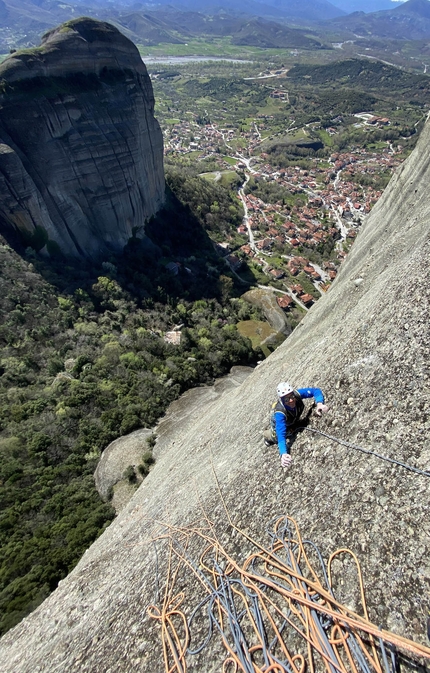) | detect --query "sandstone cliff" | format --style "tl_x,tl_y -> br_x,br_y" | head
0,18 -> 164,258
0,120 -> 429,670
